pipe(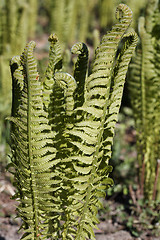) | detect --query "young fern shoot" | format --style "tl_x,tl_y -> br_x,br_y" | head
9,4 -> 137,240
